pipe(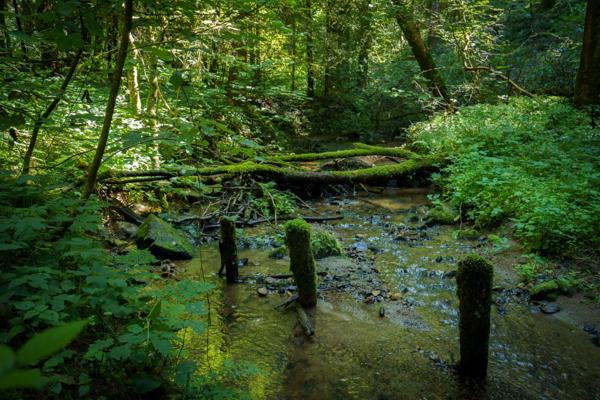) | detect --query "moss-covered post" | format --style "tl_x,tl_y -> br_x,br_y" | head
285,219 -> 317,307
219,217 -> 238,283
456,254 -> 493,378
